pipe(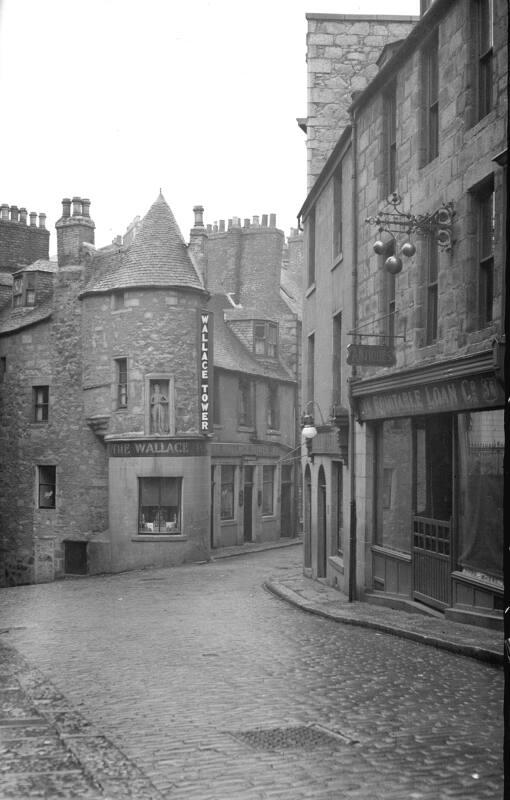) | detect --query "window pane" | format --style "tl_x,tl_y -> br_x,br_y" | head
38,466 -> 56,508
139,477 -> 181,533
376,419 -> 412,552
221,465 -> 235,519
